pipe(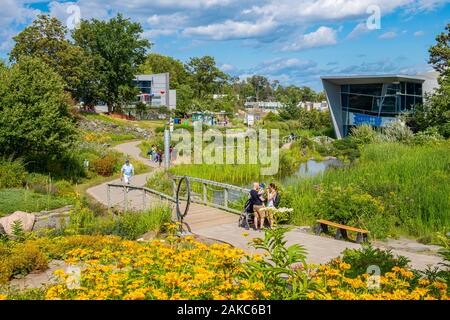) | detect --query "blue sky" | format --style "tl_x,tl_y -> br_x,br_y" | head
1,0 -> 449,90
